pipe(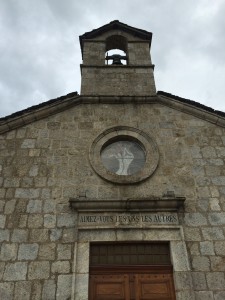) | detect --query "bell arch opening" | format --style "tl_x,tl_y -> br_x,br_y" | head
105,35 -> 128,65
